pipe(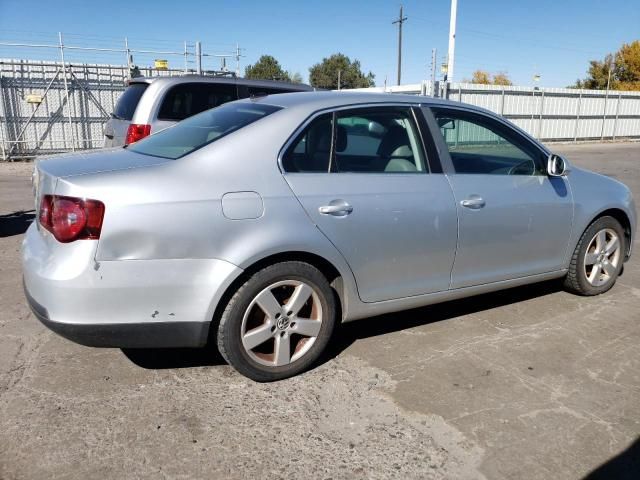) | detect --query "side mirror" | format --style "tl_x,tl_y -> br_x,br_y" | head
547,154 -> 569,177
